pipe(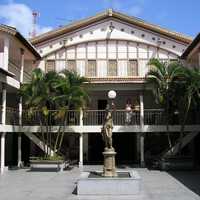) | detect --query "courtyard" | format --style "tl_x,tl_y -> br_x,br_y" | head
0,166 -> 200,200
